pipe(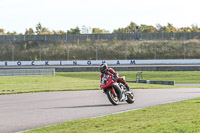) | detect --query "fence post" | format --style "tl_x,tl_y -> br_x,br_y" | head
12,45 -> 15,61
37,41 -> 42,61
173,32 -> 175,39
154,45 -> 157,59
24,35 -> 26,42
13,36 -> 16,43
96,45 -> 98,60
125,45 -> 127,60
3,35 -> 5,43
162,31 -> 164,40
45,35 -> 47,41
66,41 -> 69,61
183,40 -> 186,59
184,32 -> 186,40
40,46 -> 42,61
